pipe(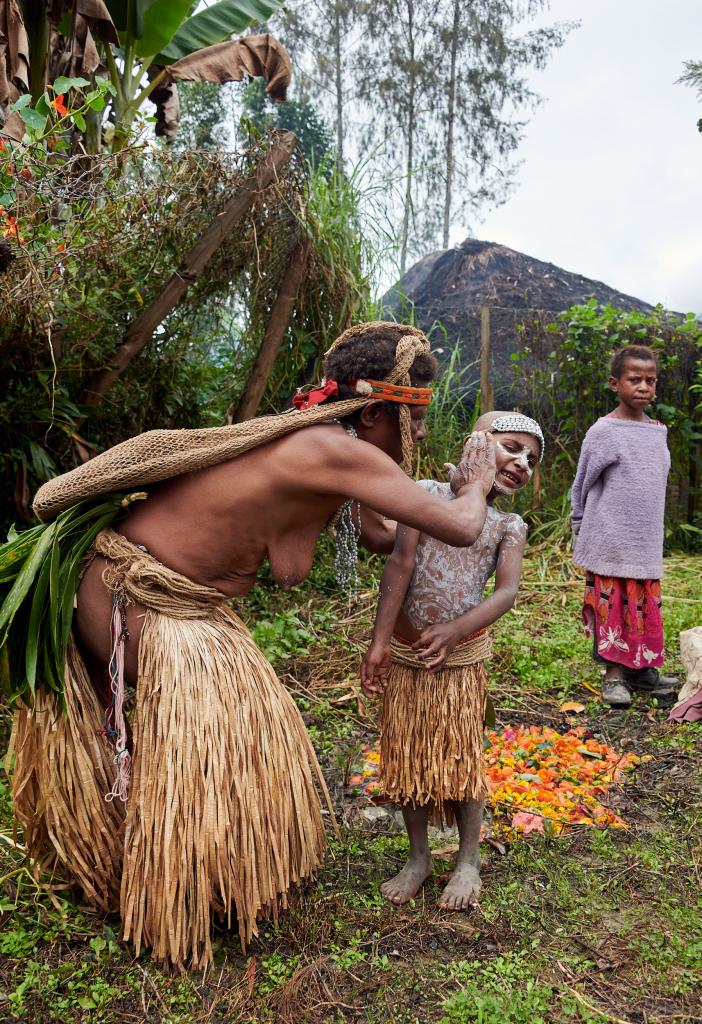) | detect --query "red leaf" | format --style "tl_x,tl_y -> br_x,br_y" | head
511,811 -> 545,835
